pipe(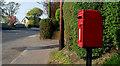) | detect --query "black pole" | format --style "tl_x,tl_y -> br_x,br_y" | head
86,48 -> 92,66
